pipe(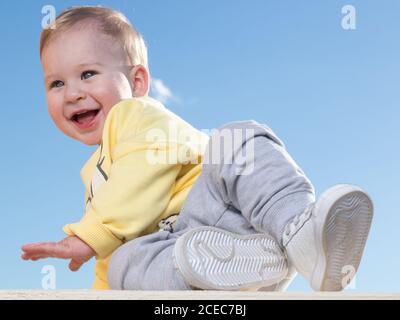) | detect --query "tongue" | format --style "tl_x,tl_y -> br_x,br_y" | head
76,110 -> 97,125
